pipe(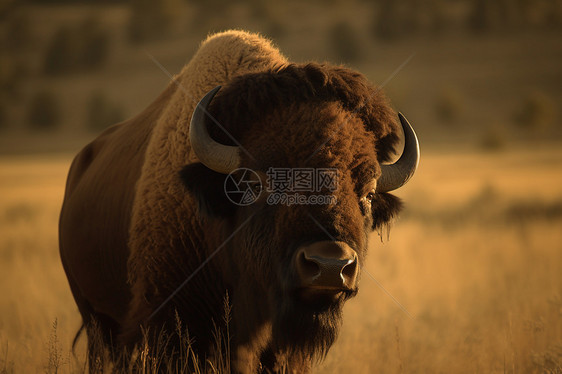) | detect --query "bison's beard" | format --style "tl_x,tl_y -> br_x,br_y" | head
270,290 -> 353,361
